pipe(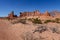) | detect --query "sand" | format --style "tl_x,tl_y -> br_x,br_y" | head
0,20 -> 60,40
